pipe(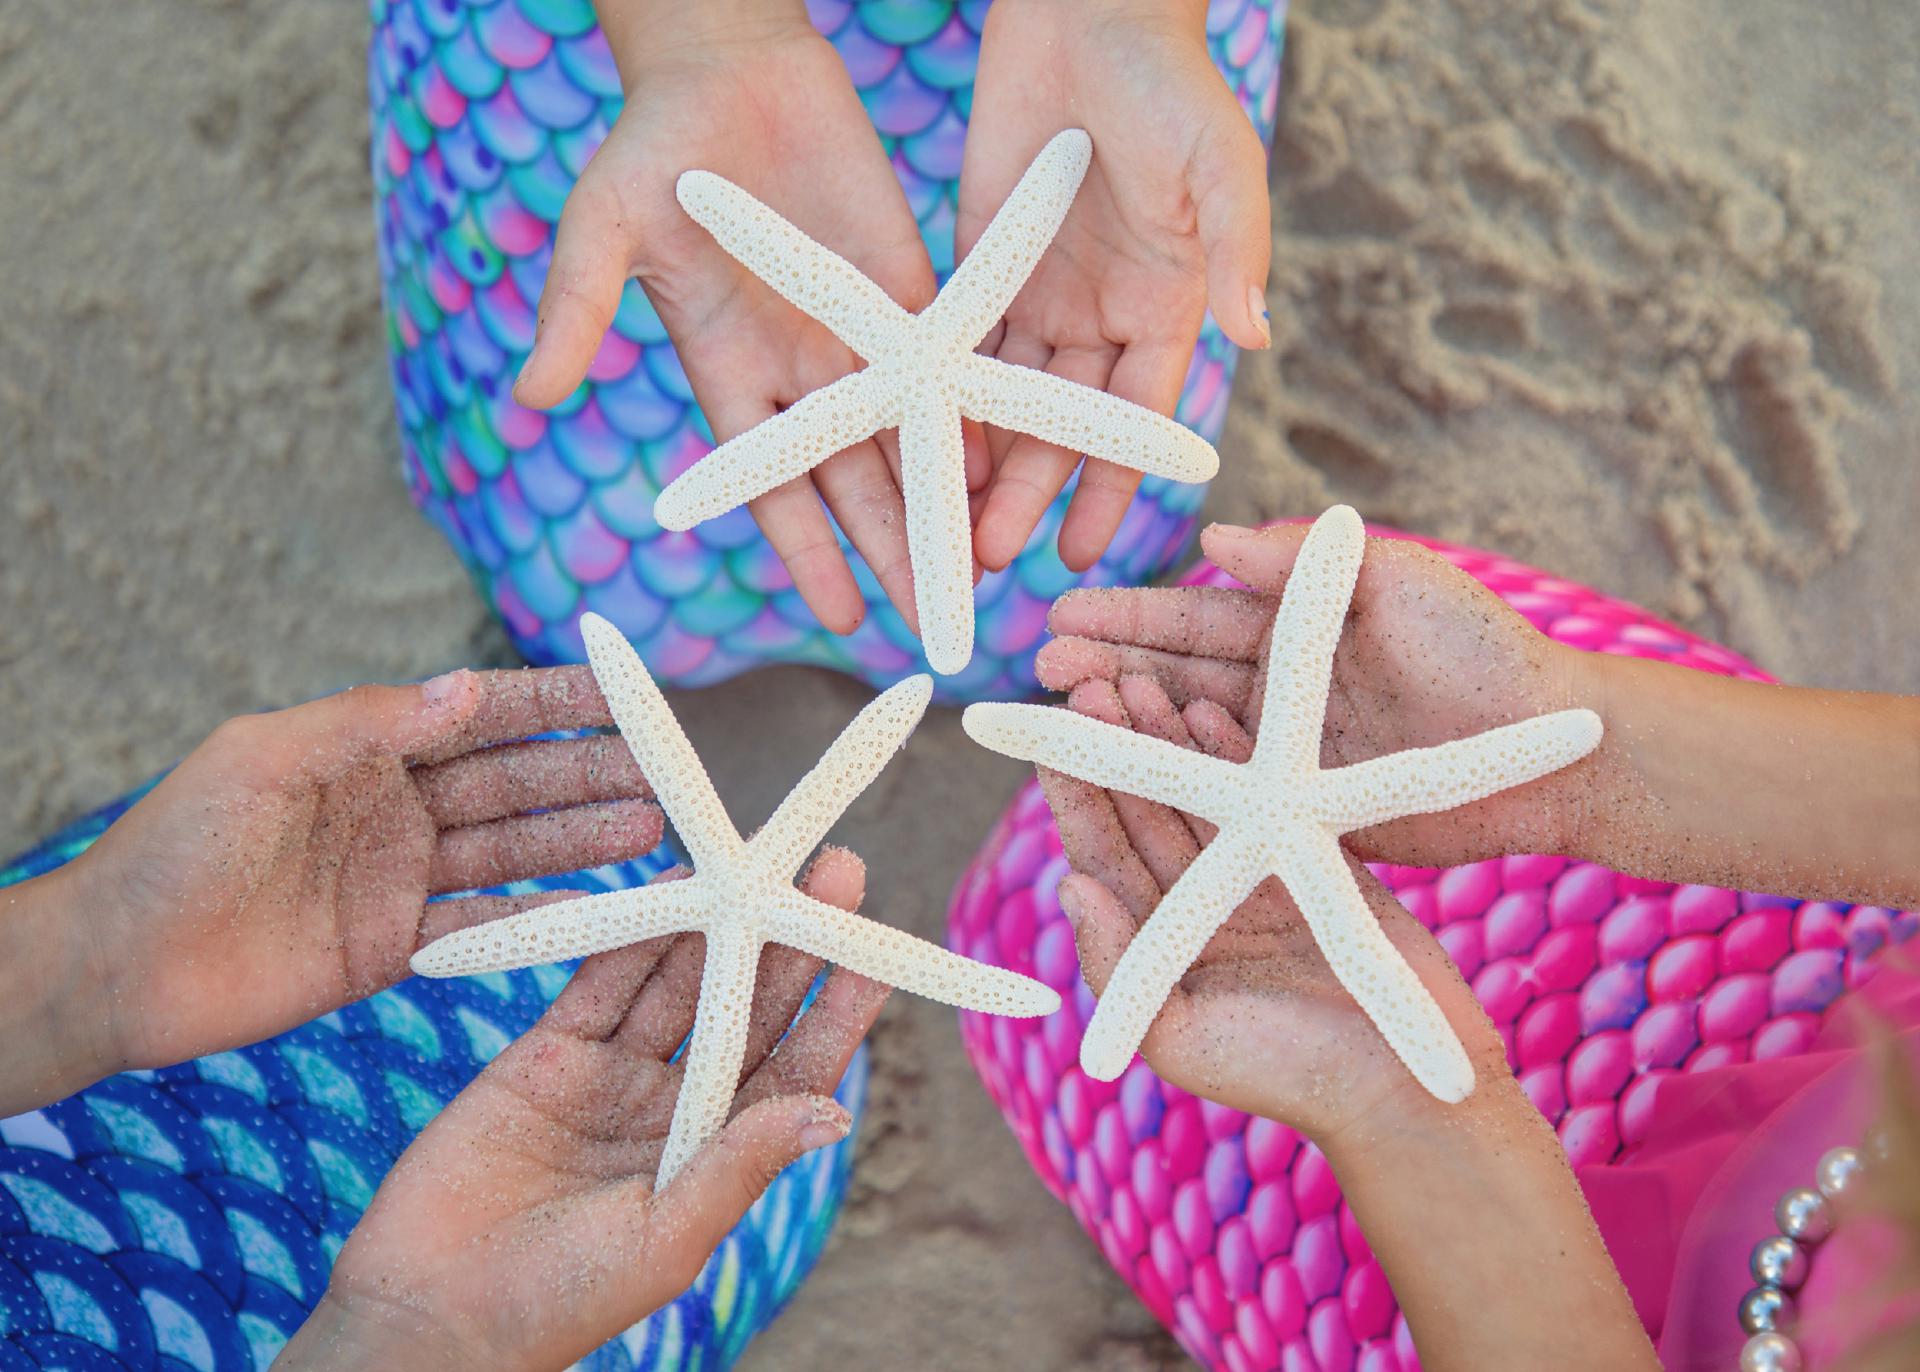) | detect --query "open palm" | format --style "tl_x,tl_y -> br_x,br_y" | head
284,852 -> 888,1372
74,668 -> 660,1074
960,0 -> 1272,573
516,23 -> 949,639
1043,671 -> 1507,1141
1037,522 -> 1604,867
